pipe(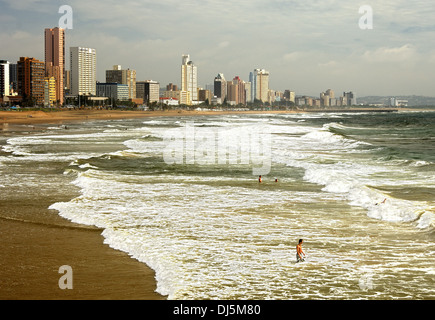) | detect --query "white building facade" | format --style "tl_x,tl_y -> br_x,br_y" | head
181,54 -> 197,104
0,60 -> 10,97
70,47 -> 97,96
